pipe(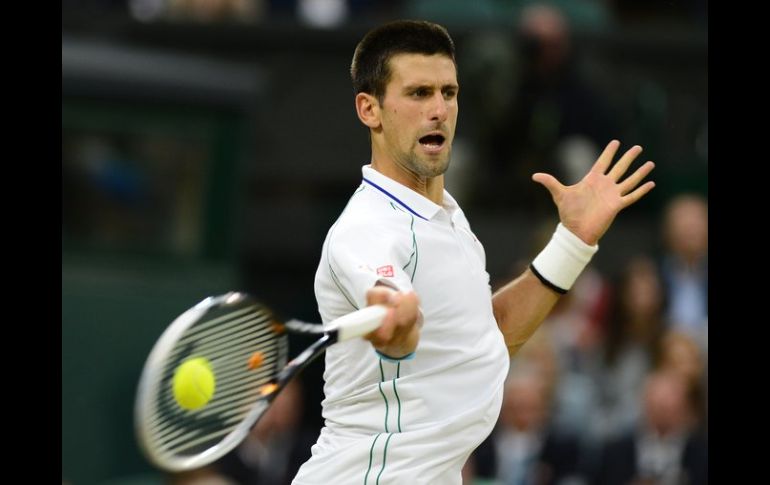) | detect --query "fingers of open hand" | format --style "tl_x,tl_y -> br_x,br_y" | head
591,139 -> 621,175
621,180 -> 656,208
532,172 -> 564,199
608,145 -> 643,181
619,161 -> 655,195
